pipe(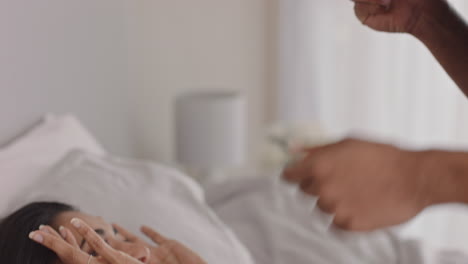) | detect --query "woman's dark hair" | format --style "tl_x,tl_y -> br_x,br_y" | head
0,202 -> 76,264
